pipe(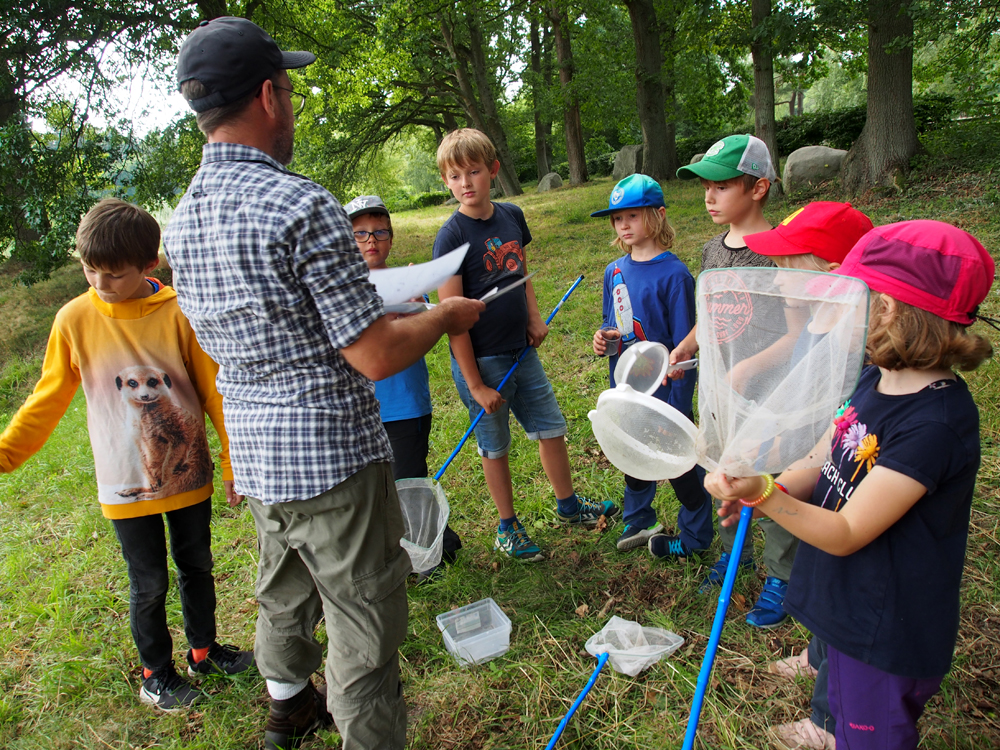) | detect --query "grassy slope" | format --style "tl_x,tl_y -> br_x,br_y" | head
0,149 -> 998,748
